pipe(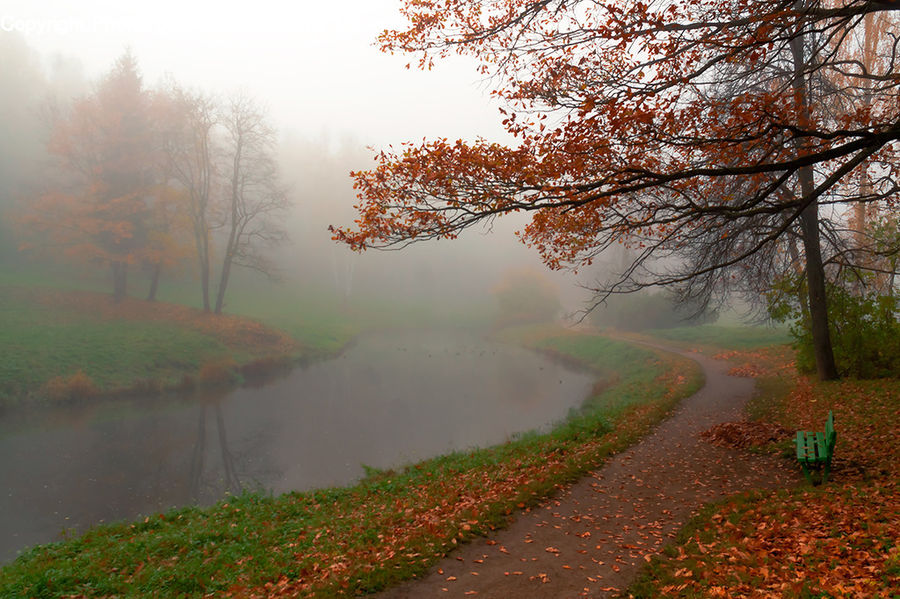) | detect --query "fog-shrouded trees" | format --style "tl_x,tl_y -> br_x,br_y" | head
24,51 -> 158,302
158,85 -> 219,311
333,0 -> 900,380
161,88 -> 289,314
22,49 -> 289,311
214,93 -> 288,314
